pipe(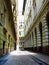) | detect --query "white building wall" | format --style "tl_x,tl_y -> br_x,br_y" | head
24,0 -> 44,36
36,0 -> 43,14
